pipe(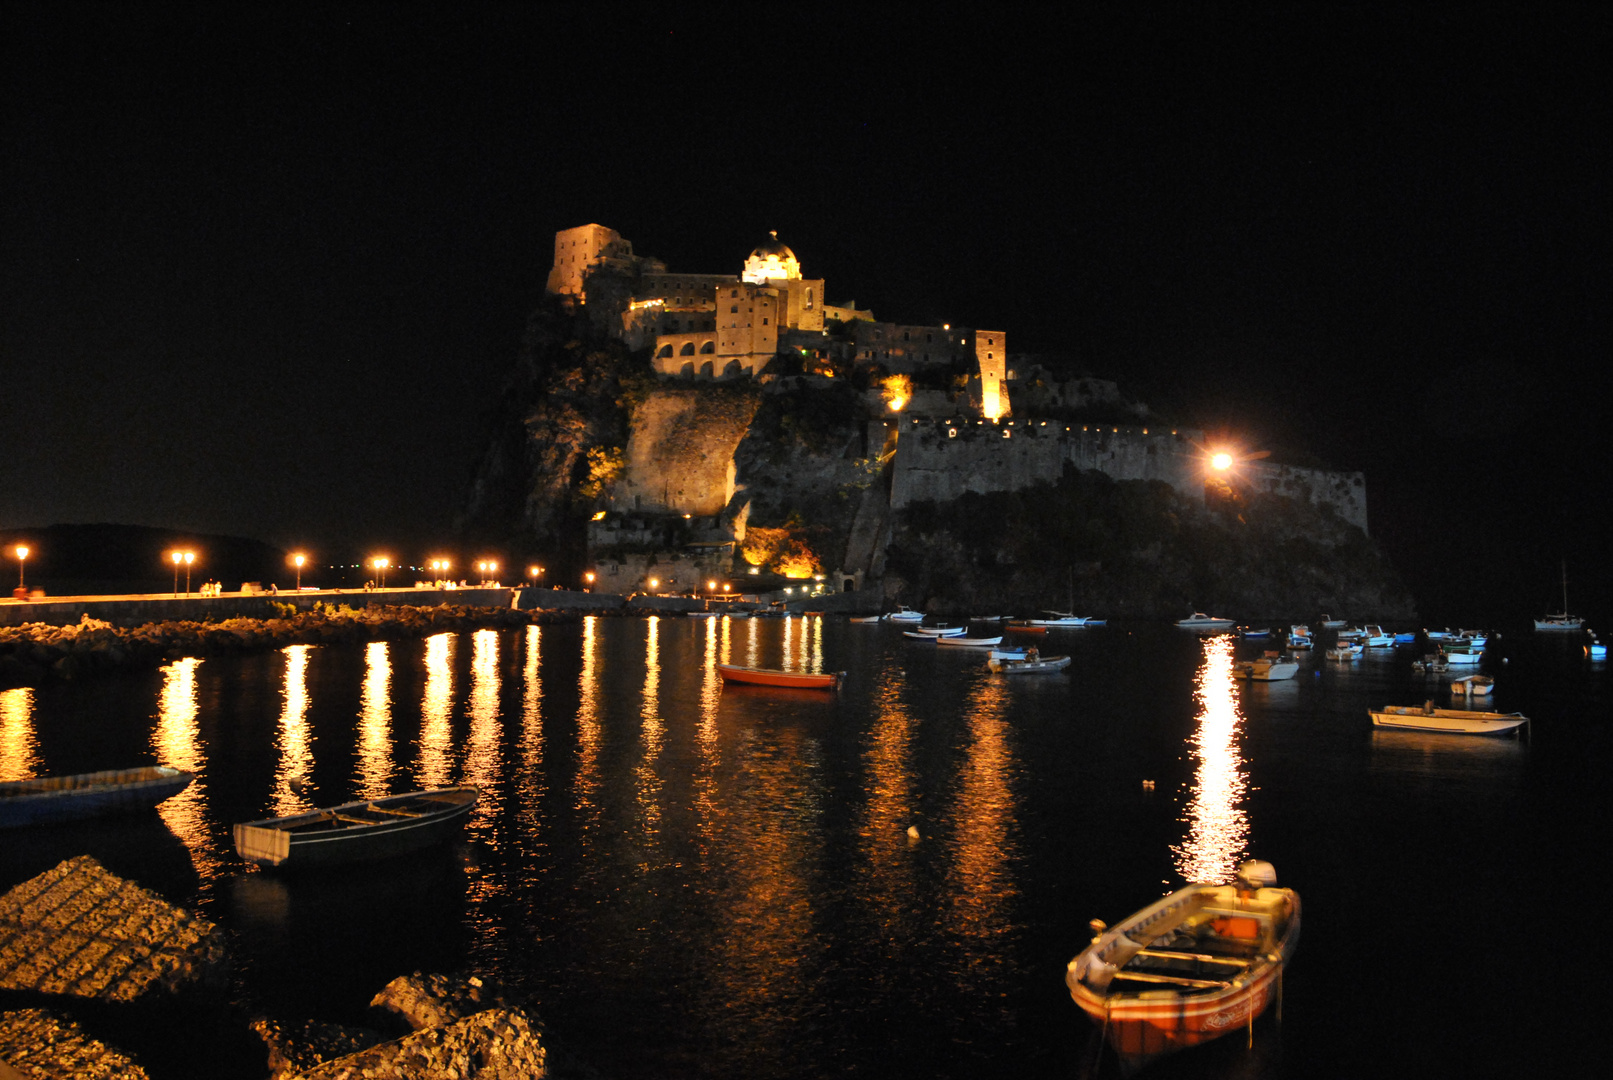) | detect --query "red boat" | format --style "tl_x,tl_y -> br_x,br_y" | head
1066,861 -> 1300,1069
716,663 -> 843,690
